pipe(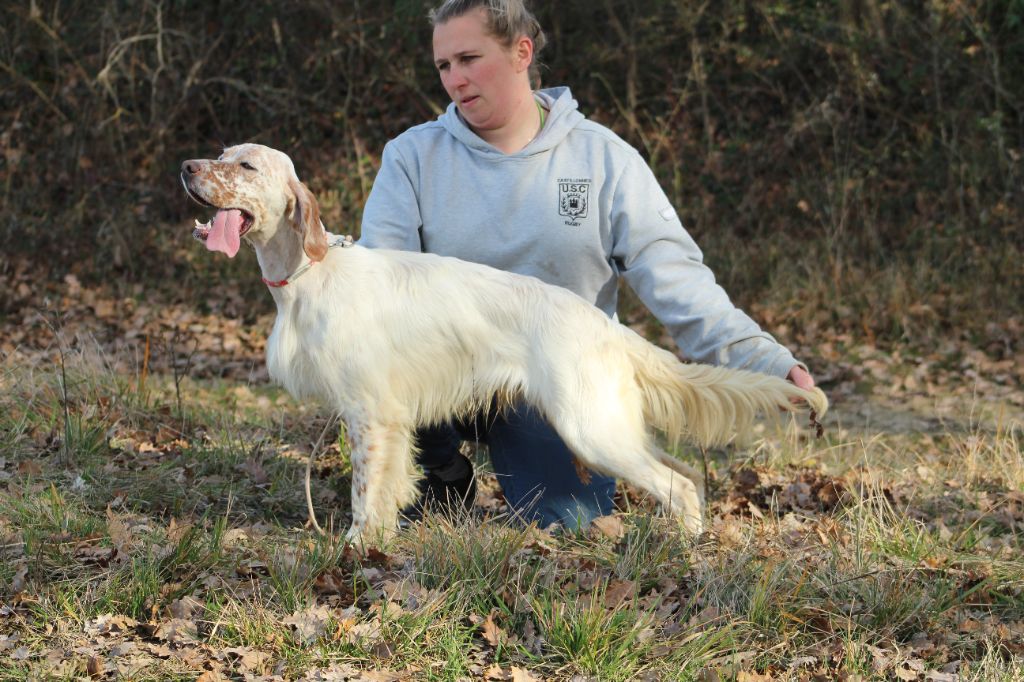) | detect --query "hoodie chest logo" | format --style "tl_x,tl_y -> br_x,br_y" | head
558,179 -> 591,226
